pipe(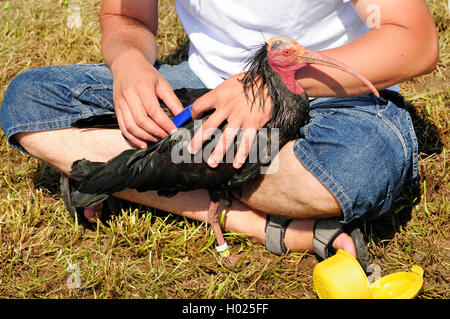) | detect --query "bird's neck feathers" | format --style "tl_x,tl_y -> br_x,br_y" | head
241,43 -> 309,145
266,68 -> 308,144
